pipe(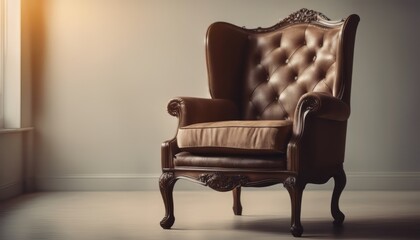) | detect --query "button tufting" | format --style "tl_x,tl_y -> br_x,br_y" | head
241,23 -> 343,122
